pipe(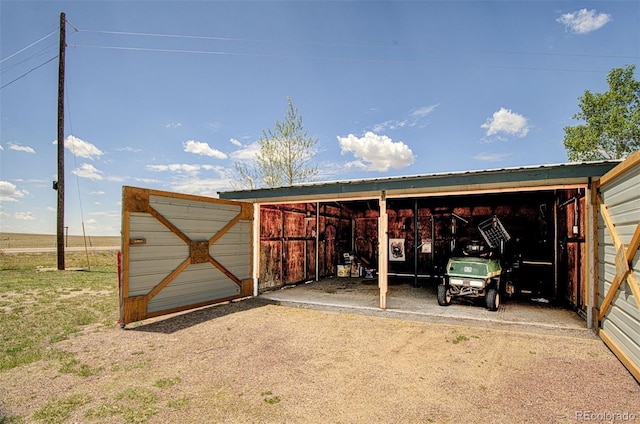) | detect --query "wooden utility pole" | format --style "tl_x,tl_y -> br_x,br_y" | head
56,12 -> 66,270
